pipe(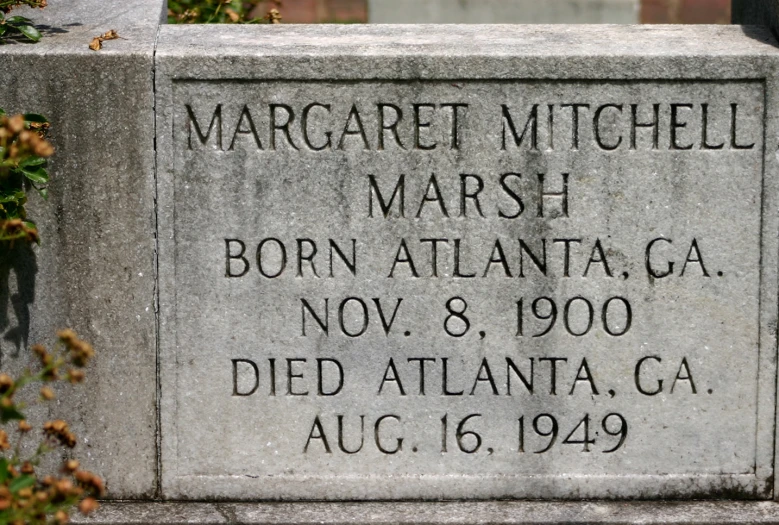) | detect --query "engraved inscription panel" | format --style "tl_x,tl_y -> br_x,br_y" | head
161,80 -> 772,499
